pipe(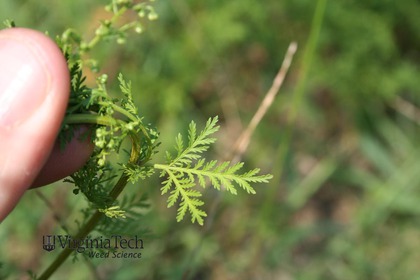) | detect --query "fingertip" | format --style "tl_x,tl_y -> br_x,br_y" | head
0,27 -> 70,220
31,127 -> 95,188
